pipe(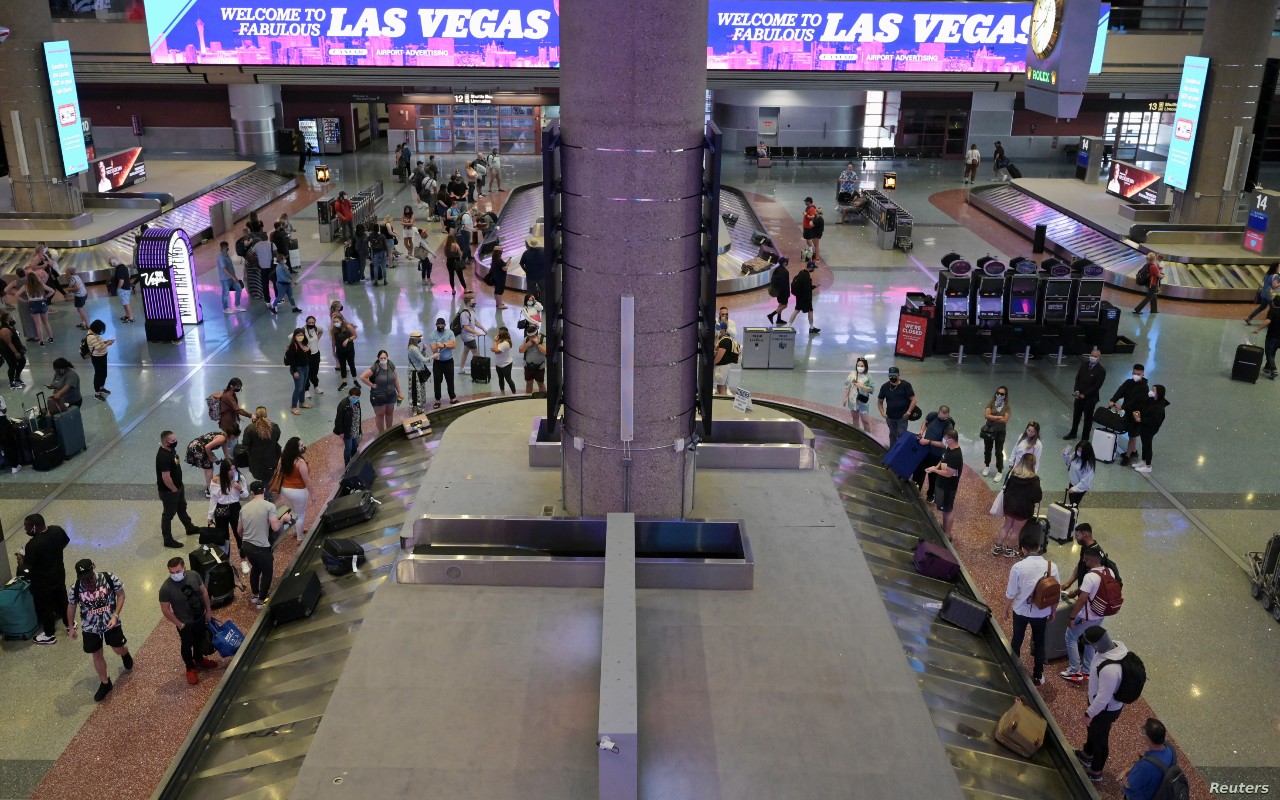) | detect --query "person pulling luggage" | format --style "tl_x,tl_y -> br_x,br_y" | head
20,514 -> 70,645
